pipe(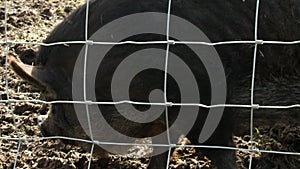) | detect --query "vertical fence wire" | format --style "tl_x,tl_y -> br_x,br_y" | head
0,0 -> 299,169
84,0 -> 95,168
3,1 -> 22,168
164,0 -> 173,168
248,0 -> 261,168
13,139 -> 22,168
